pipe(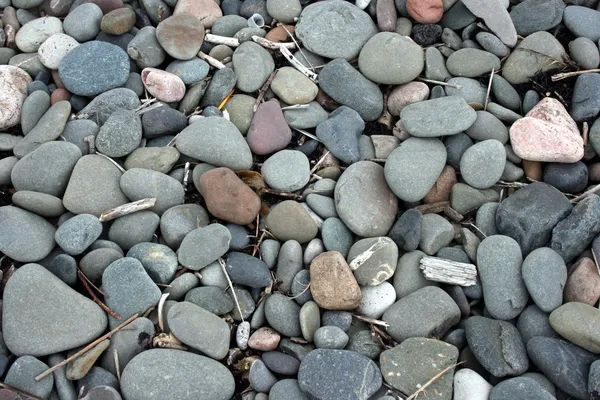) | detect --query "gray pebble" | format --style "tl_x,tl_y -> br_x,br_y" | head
460,139 -> 506,189
321,217 -> 354,257
163,272 -> 198,301
265,293 -> 301,337
120,168 -> 184,215
11,191 -> 66,218
261,150 -> 310,192
127,26 -> 165,68
108,211 -> 160,250
159,204 -> 209,250
419,213 -> 454,255
5,356 -> 54,400
178,224 -> 231,271
126,242 -> 178,284
522,247 -> 567,312
313,326 -> 349,349
55,213 -> 102,256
